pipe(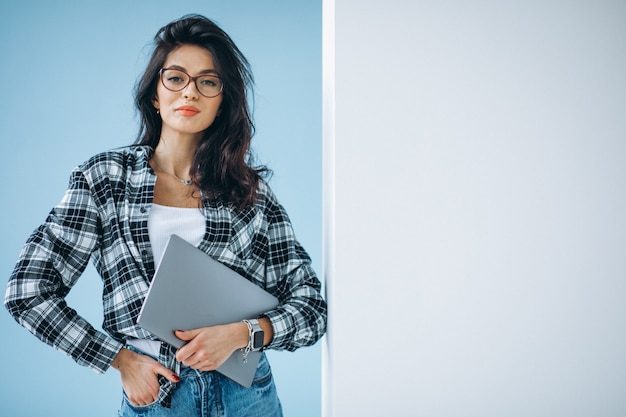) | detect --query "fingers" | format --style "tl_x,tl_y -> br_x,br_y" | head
174,328 -> 198,341
124,372 -> 160,407
174,329 -> 200,363
175,333 -> 222,370
174,325 -> 241,371
155,364 -> 181,383
175,329 -> 210,366
127,385 -> 159,407
118,350 -> 181,407
176,350 -> 223,371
